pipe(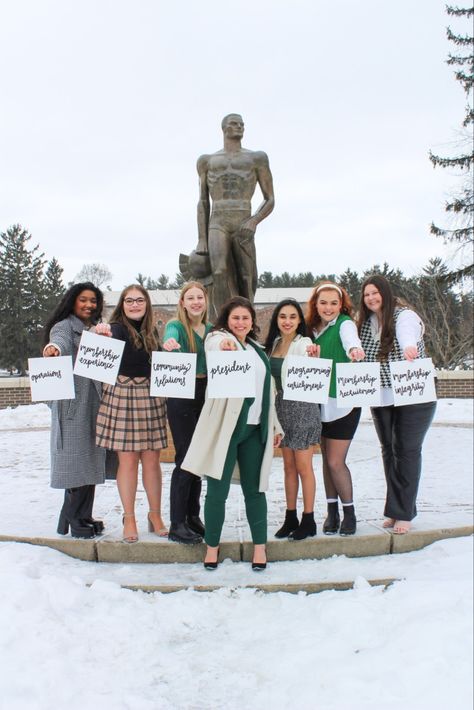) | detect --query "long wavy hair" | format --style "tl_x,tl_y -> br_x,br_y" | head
212,296 -> 260,342
43,282 -> 104,347
174,281 -> 209,353
264,299 -> 308,353
357,274 -> 405,362
306,281 -> 354,332
109,284 -> 160,353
